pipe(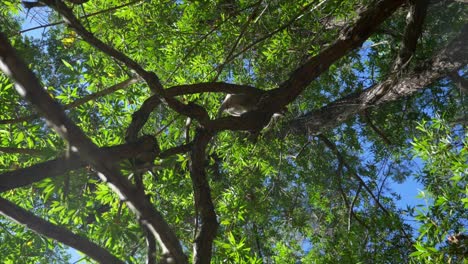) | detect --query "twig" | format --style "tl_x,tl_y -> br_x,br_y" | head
0,77 -> 140,125
317,134 -> 413,244
19,0 -> 144,34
